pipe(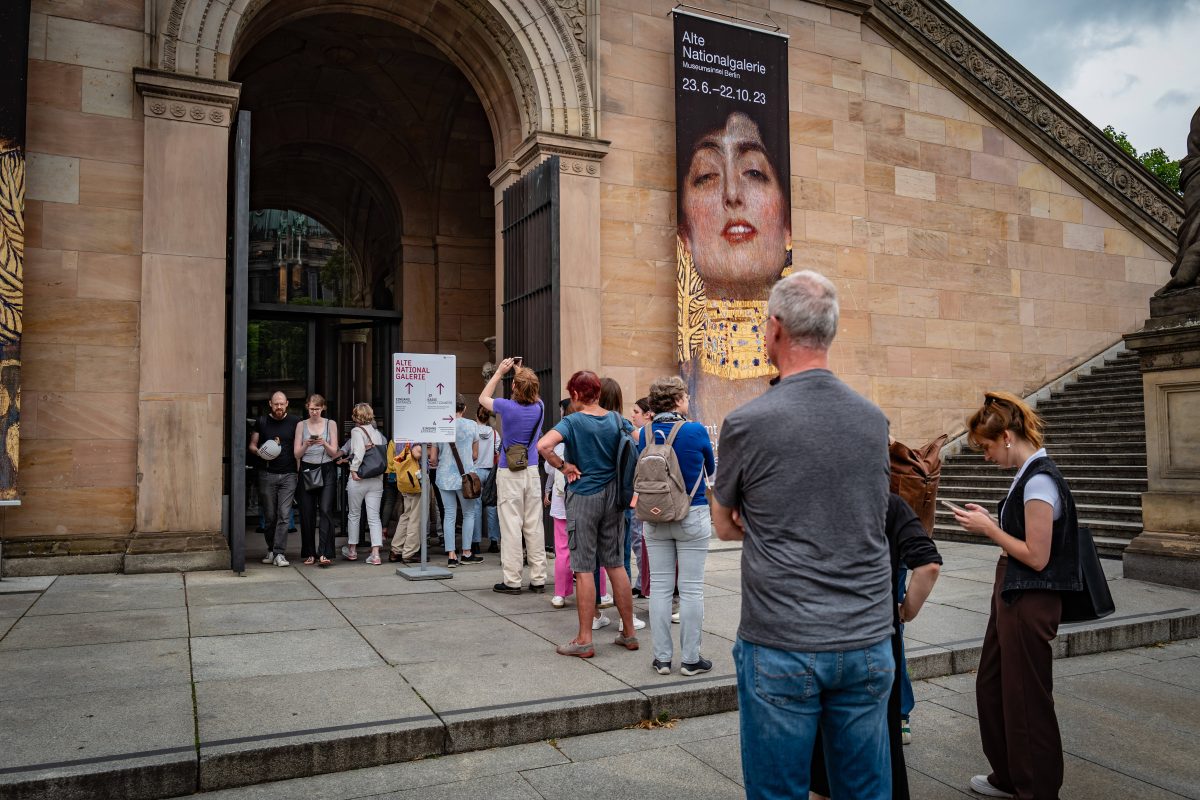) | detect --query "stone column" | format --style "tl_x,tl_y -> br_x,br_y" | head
1123,287 -> 1200,590
129,69 -> 239,571
491,133 -> 609,382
